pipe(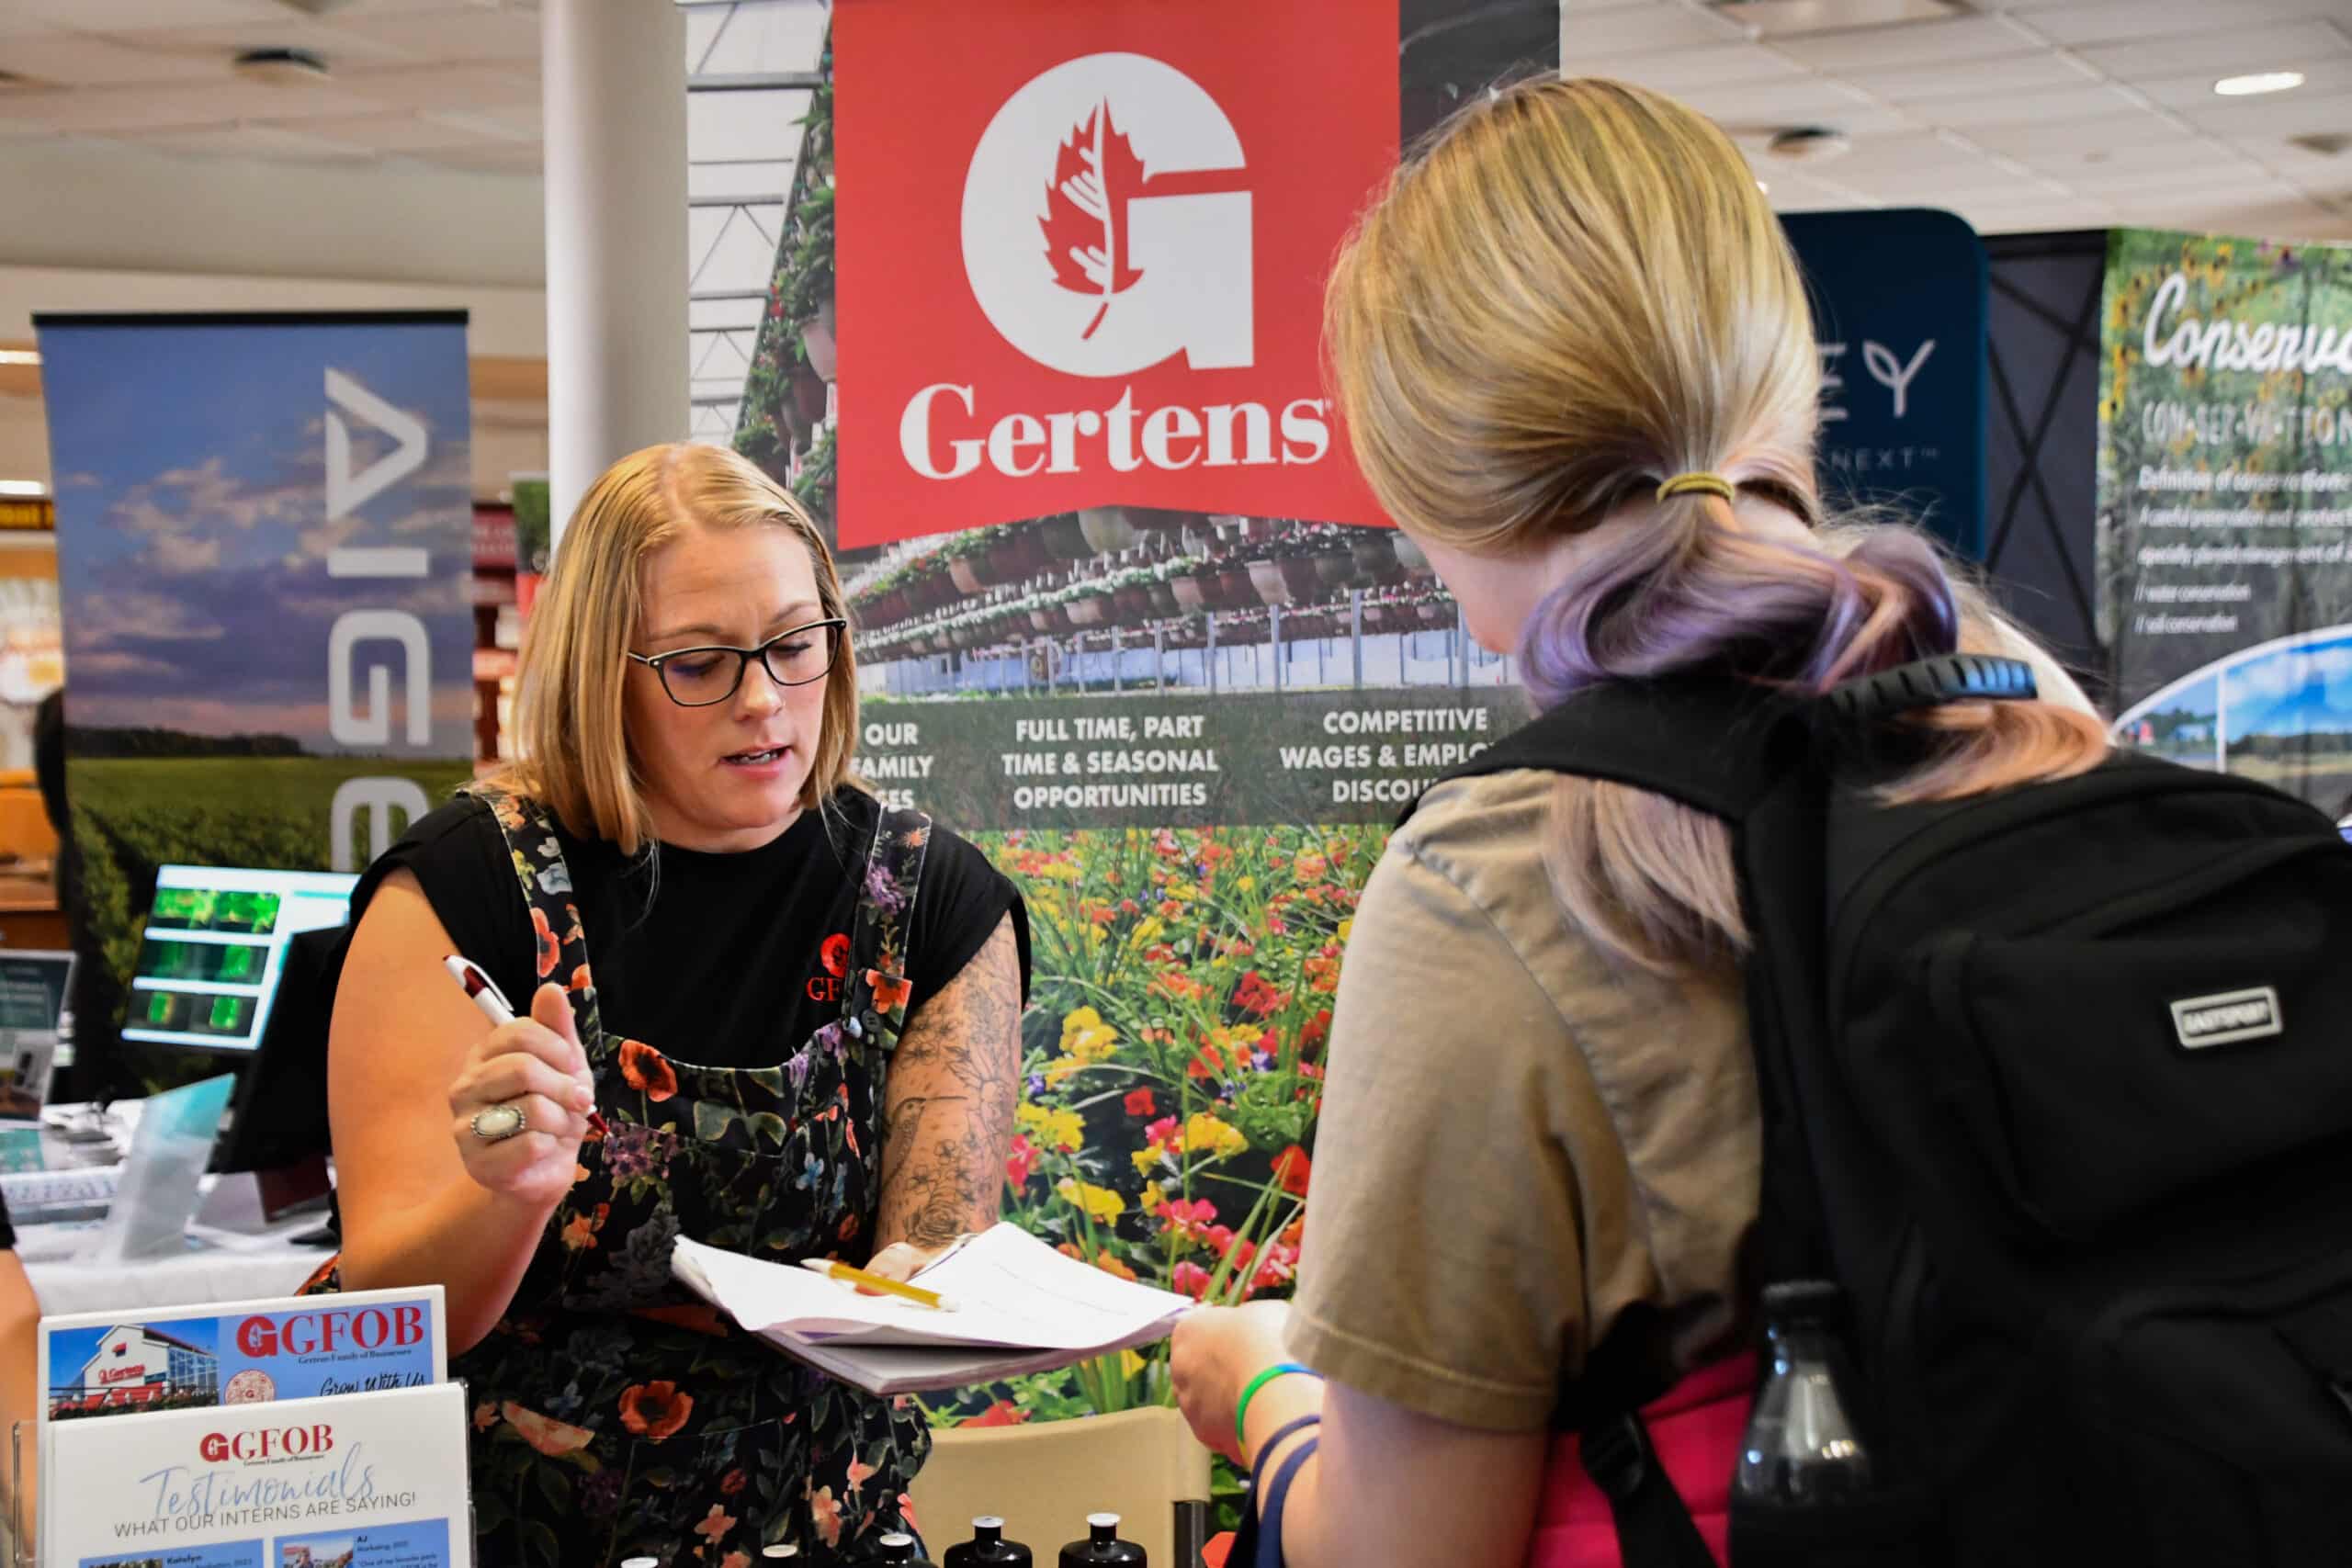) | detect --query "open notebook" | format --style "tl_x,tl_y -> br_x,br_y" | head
672,1224 -> 1193,1394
